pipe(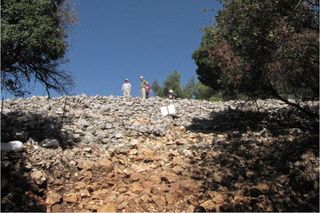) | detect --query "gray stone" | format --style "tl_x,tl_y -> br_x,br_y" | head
1,141 -> 25,152
42,139 -> 60,148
